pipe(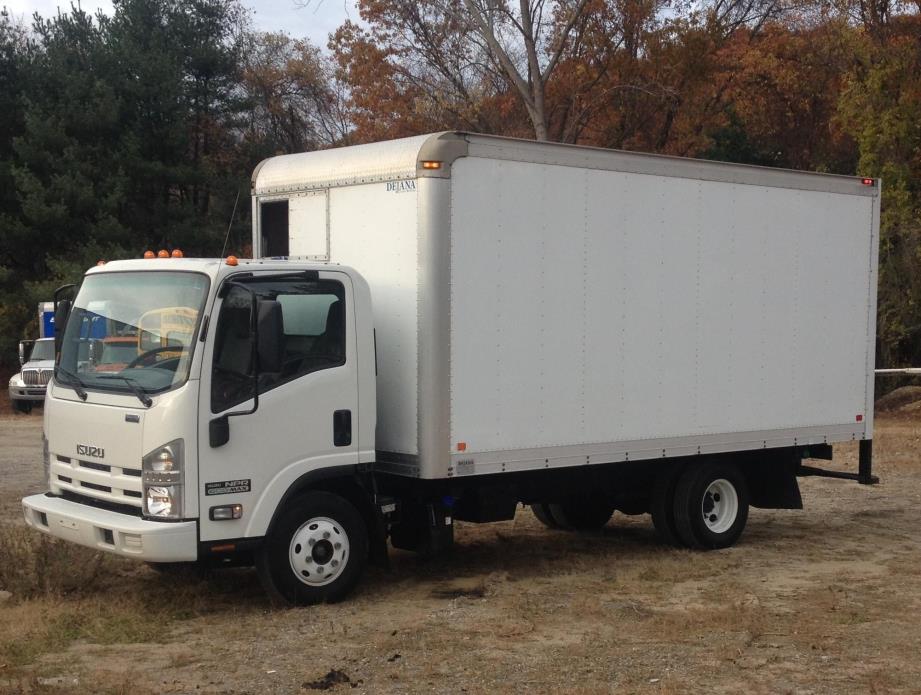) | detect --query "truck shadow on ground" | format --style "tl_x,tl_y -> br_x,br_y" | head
142,510 -> 846,607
